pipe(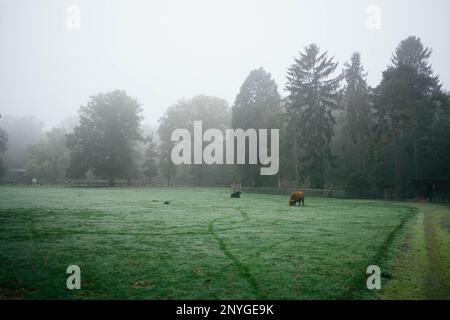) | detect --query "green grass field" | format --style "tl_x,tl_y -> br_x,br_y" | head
0,186 -> 449,299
